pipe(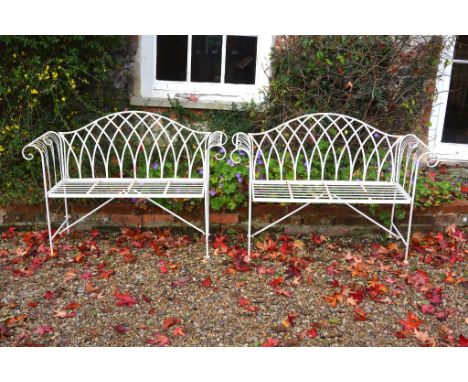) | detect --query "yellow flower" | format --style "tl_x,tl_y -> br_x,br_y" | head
12,53 -> 17,59
31,89 -> 39,95
0,145 -> 4,153
61,96 -> 66,102
52,71 -> 58,80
